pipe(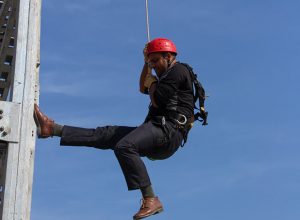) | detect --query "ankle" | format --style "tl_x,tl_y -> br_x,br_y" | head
53,123 -> 63,137
141,185 -> 155,198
